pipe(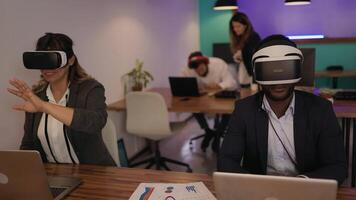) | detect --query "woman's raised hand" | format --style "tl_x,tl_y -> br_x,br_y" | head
7,79 -> 45,113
